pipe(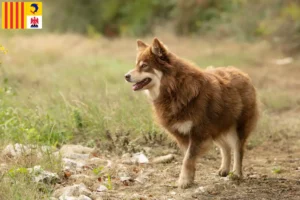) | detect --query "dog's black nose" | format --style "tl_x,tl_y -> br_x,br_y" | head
125,74 -> 131,81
